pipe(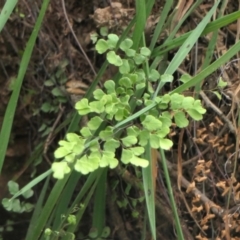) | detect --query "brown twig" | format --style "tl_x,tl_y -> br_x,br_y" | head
44,105 -> 65,164
61,0 -> 97,76
200,90 -> 235,133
